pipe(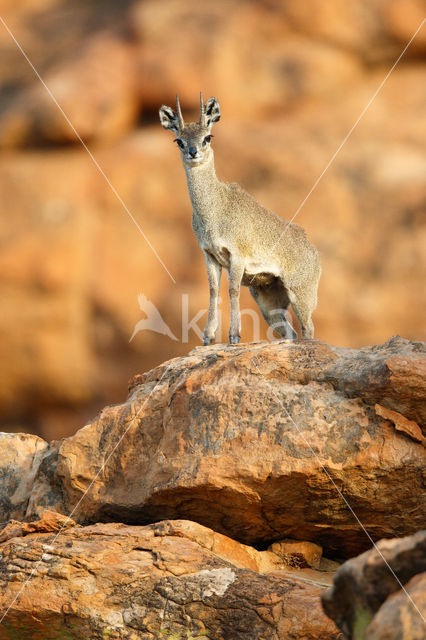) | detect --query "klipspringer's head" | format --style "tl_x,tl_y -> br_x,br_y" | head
159,93 -> 221,166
